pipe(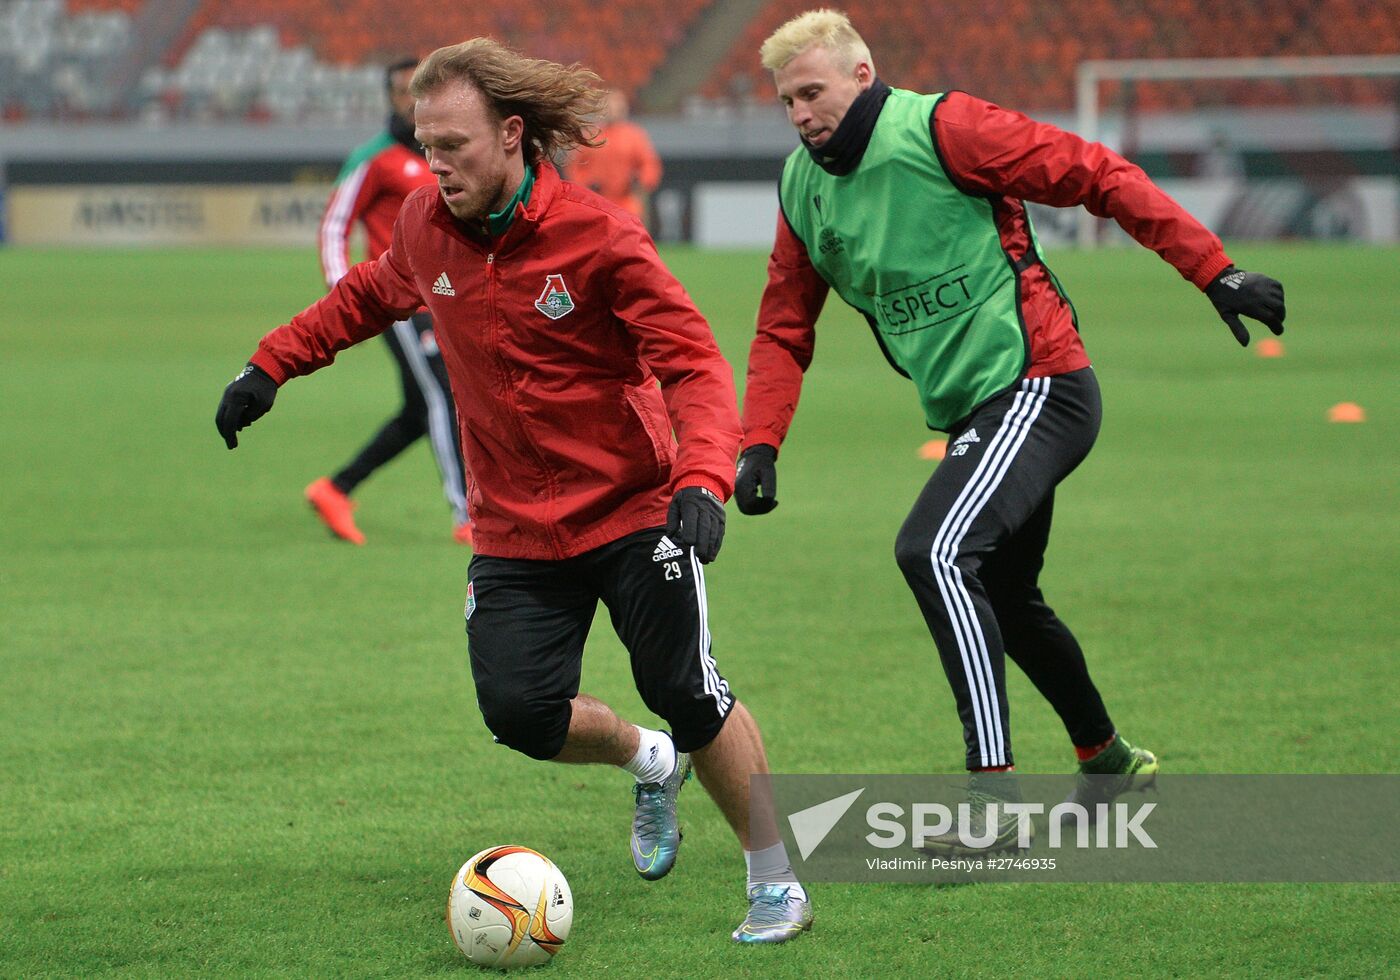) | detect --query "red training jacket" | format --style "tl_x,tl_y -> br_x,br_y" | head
742,90 -> 1234,451
319,137 -> 435,287
252,163 -> 740,560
